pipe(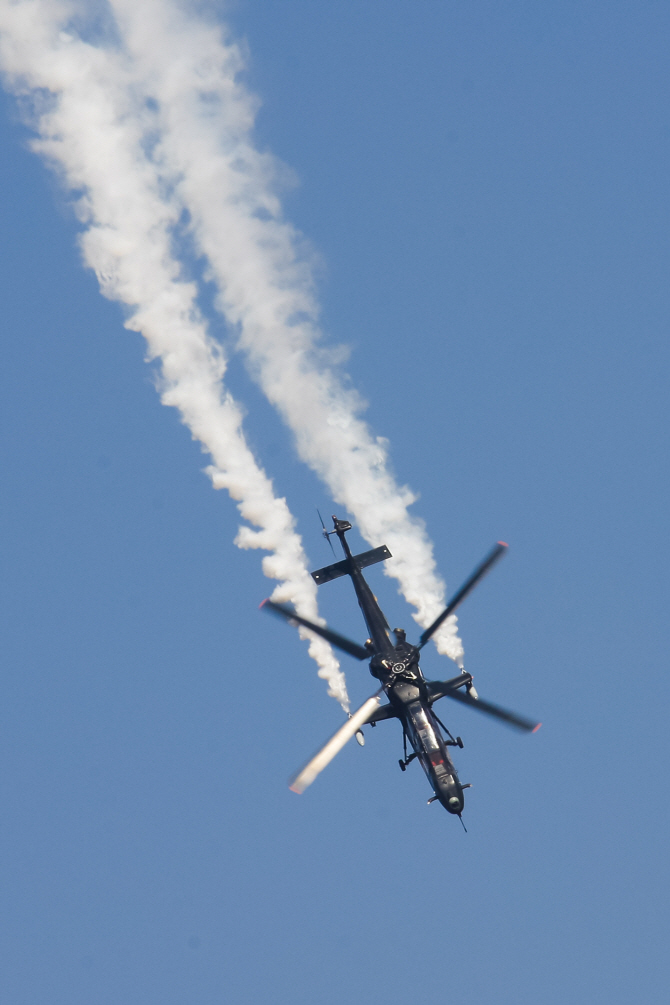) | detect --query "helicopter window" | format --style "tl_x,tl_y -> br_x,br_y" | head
409,703 -> 440,751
